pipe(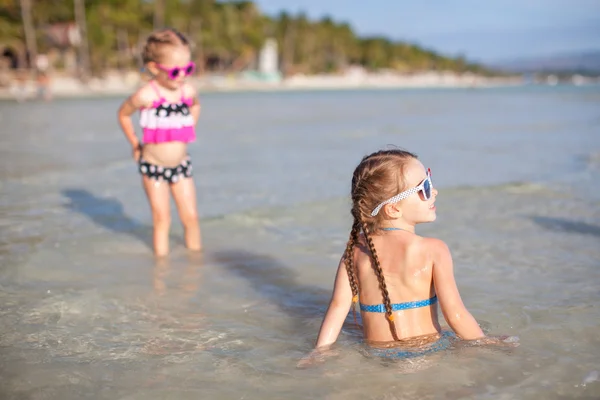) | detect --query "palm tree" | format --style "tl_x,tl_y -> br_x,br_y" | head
3,0 -> 495,77
154,0 -> 164,29
0,0 -> 24,71
19,0 -> 36,71
74,0 -> 90,80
